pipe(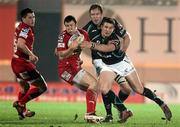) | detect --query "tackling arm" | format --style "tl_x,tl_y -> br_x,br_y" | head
80,41 -> 116,52
120,32 -> 131,52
